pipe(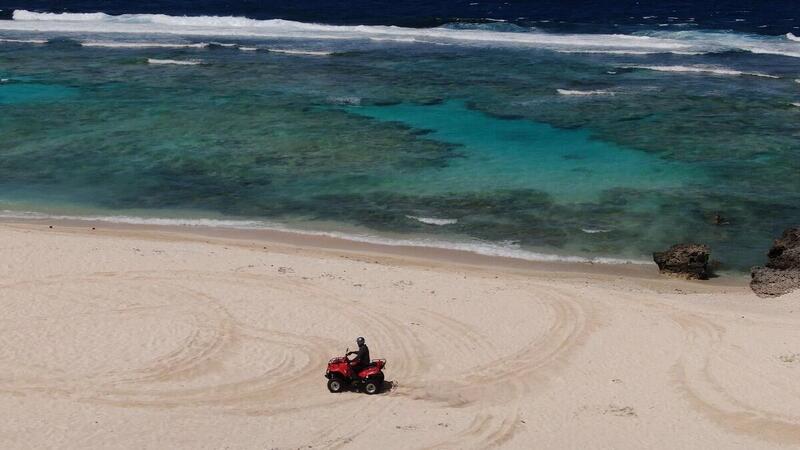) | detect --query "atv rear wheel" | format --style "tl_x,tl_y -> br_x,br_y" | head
363,380 -> 381,395
327,378 -> 345,393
